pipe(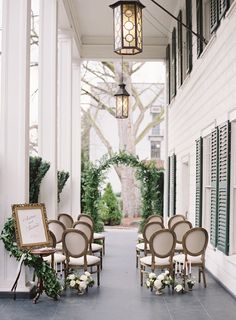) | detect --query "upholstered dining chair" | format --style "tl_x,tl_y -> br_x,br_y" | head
138,215 -> 164,242
43,230 -> 66,277
136,221 -> 164,268
167,214 -> 186,229
62,229 -> 101,286
140,229 -> 176,286
73,221 -> 103,269
78,214 -> 106,255
48,220 -> 66,252
171,220 -> 192,252
173,227 -> 208,288
58,213 -> 74,228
